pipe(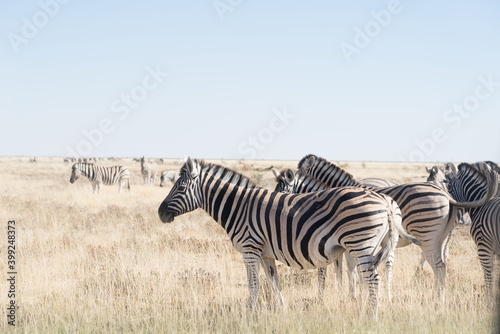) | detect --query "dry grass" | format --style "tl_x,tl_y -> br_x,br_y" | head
0,157 -> 498,333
